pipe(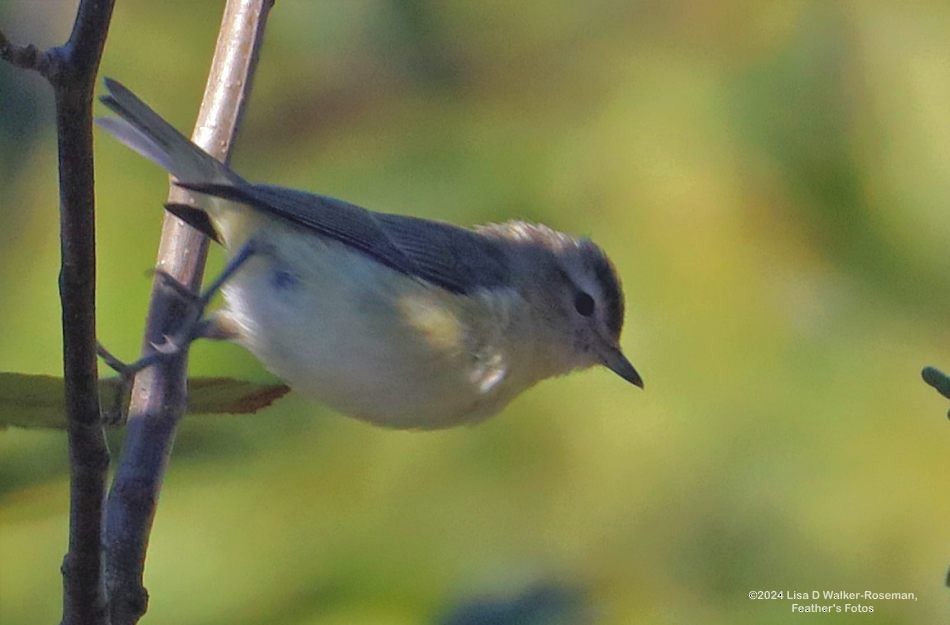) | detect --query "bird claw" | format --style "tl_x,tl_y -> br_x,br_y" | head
151,335 -> 184,355
154,269 -> 202,305
97,240 -> 257,379
97,341 -> 133,376
97,335 -> 185,379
